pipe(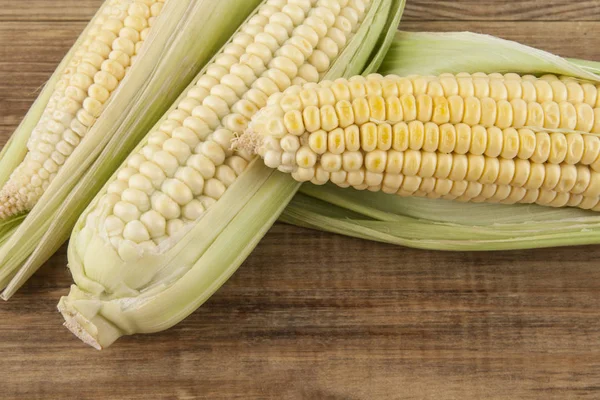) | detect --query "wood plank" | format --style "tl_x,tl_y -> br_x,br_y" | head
0,0 -> 100,21
1,0 -> 599,22
2,226 -> 600,399
2,1 -> 600,399
404,0 -> 600,21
